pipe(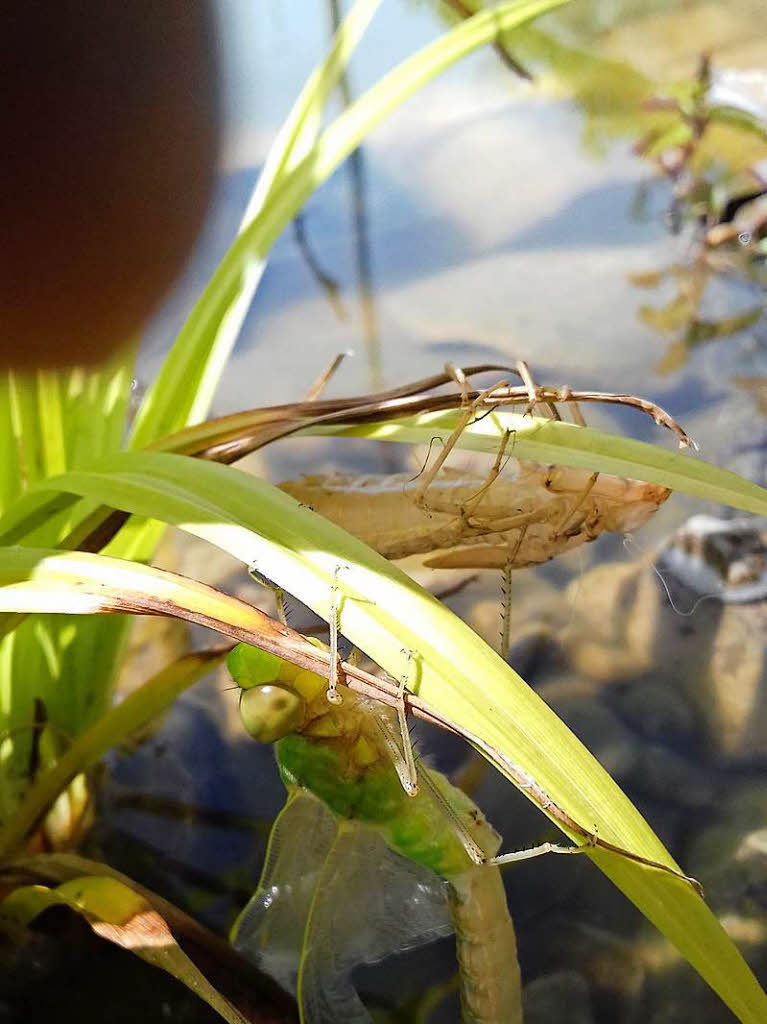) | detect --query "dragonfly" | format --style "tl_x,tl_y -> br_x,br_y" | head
226,641 -> 584,1024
